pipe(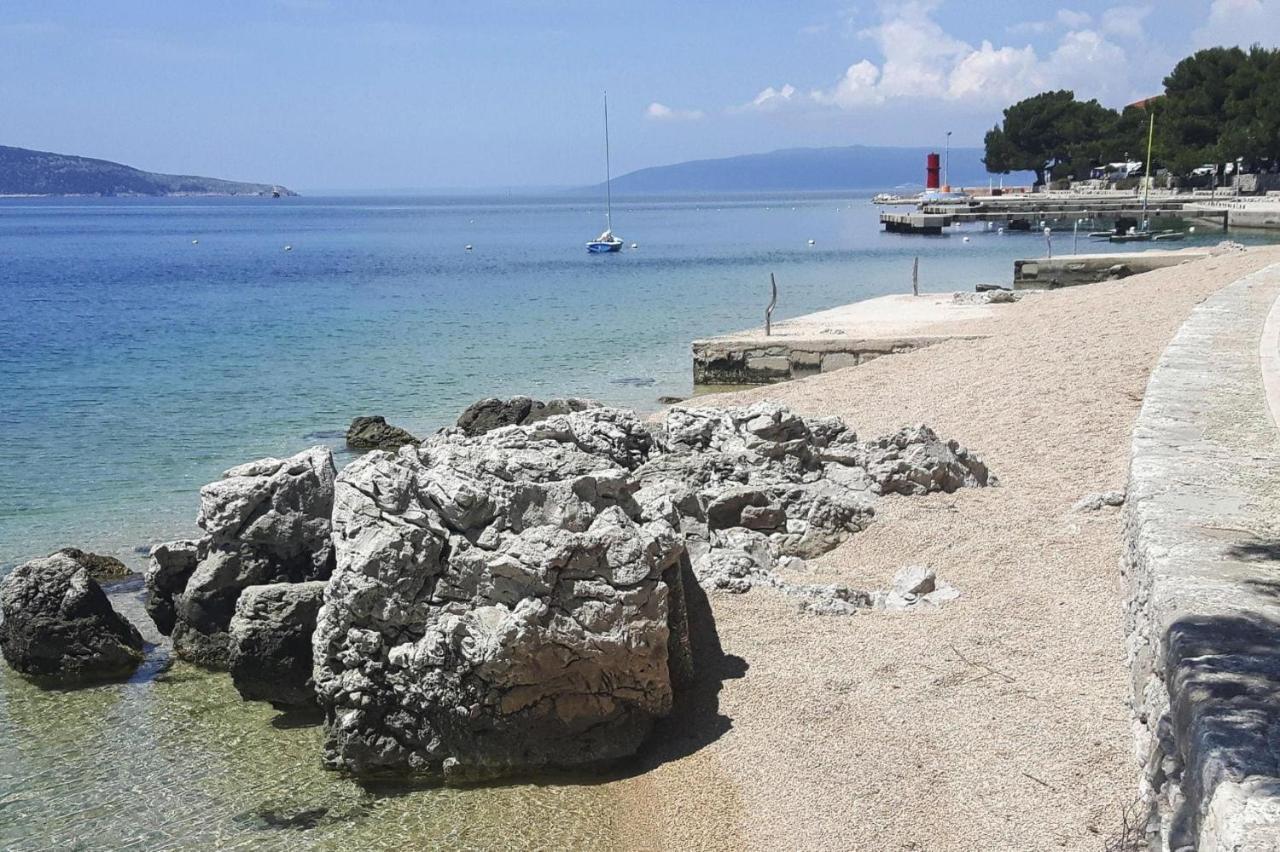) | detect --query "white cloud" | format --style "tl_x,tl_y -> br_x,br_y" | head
810,60 -> 883,107
1099,4 -> 1153,40
738,84 -> 801,112
947,42 -> 1045,103
1194,0 -> 1280,47
645,102 -> 705,121
1008,8 -> 1092,35
742,1 -> 1148,114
